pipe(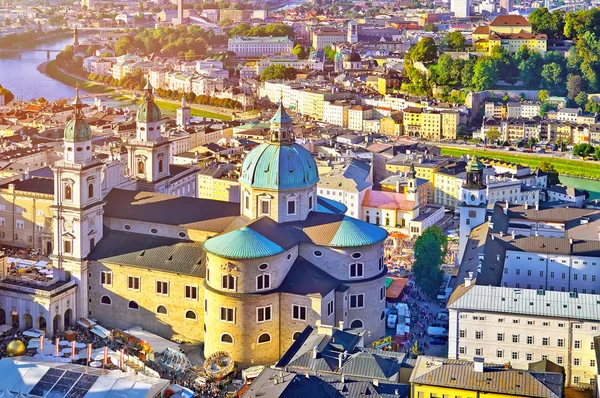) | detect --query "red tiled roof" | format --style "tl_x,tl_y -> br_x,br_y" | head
362,190 -> 415,211
473,26 -> 490,35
